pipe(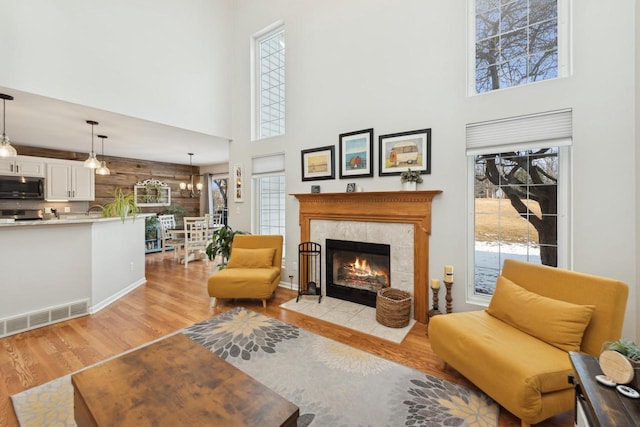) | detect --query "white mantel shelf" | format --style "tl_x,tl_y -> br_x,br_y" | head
293,190 -> 442,324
